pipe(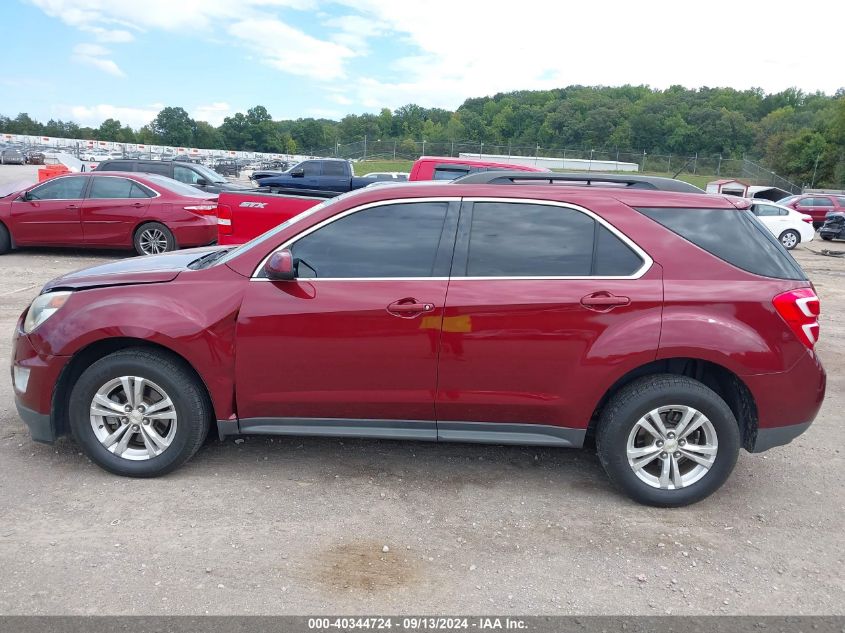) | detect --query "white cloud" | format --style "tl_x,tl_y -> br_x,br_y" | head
63,103 -> 165,127
229,18 -> 354,80
81,25 -> 134,43
193,102 -> 232,126
331,0 -> 845,110
322,14 -> 385,52
71,42 -> 124,77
